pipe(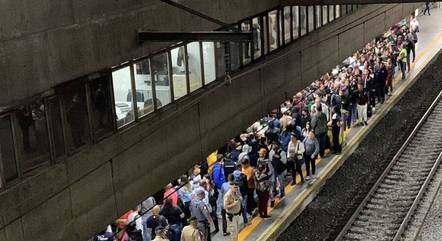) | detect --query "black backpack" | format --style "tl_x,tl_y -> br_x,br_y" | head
272,149 -> 287,174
